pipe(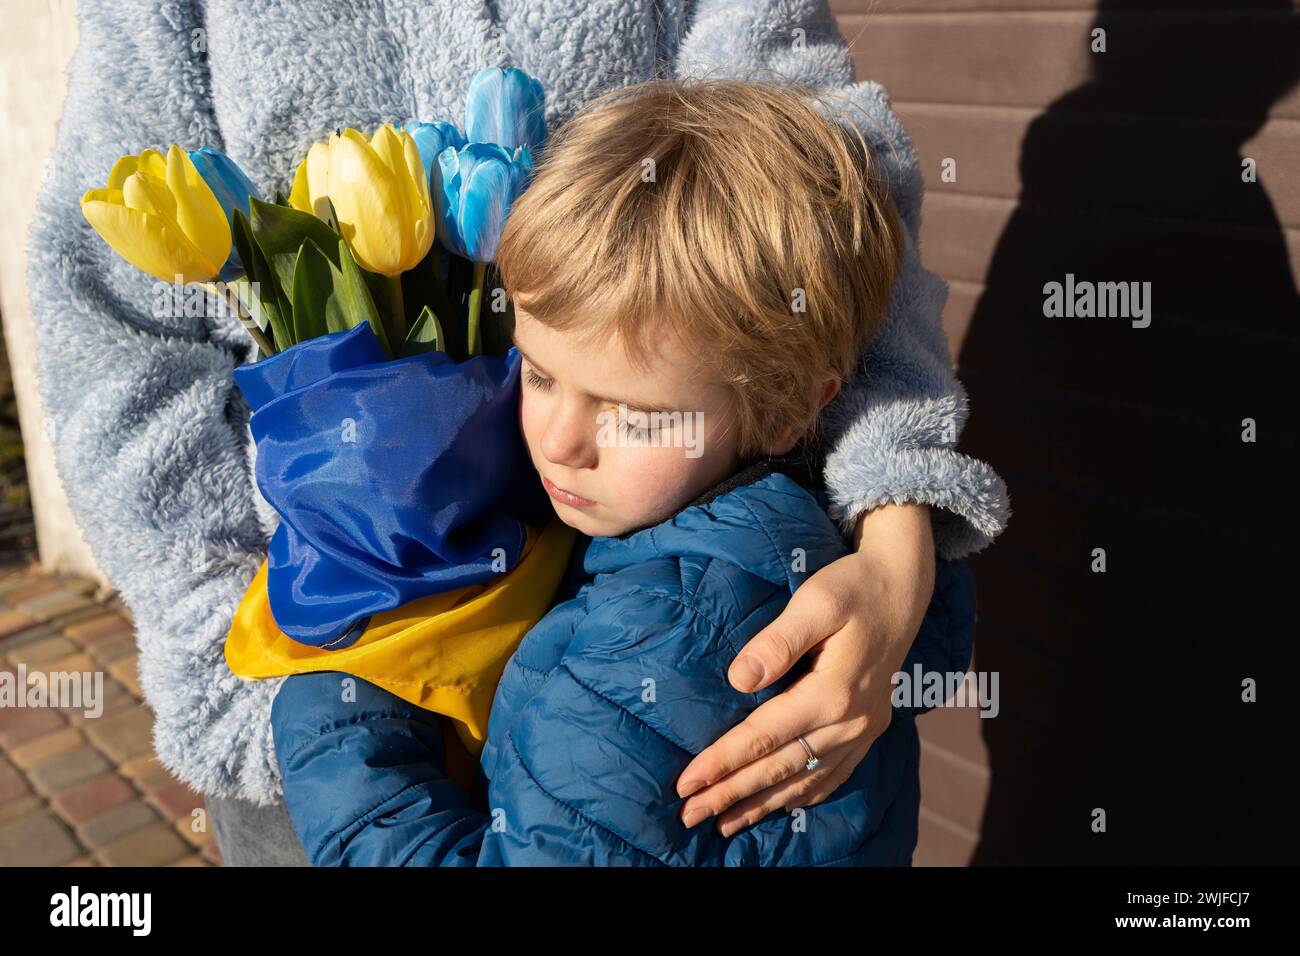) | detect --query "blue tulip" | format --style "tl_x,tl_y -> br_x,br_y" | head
464,67 -> 547,152
188,146 -> 261,282
403,121 -> 467,186
435,142 -> 534,262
